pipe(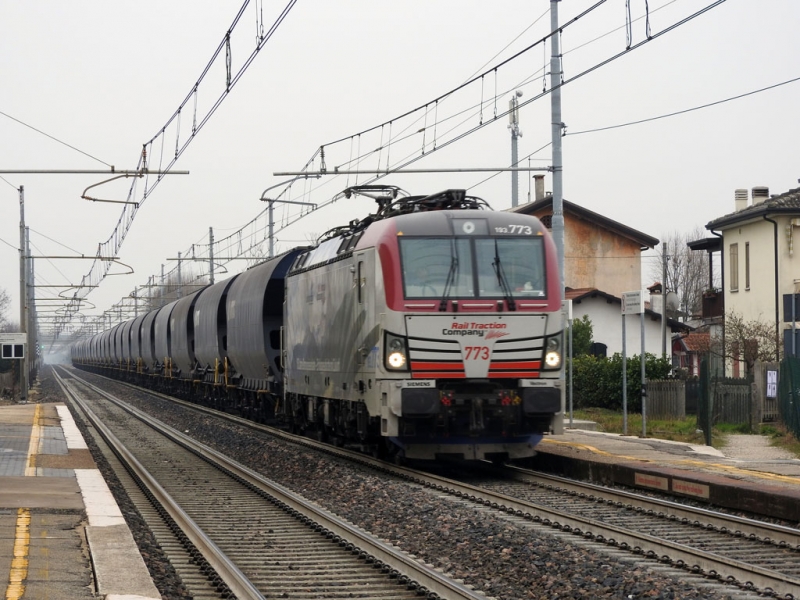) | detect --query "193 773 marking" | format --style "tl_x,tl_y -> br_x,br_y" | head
494,225 -> 533,235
